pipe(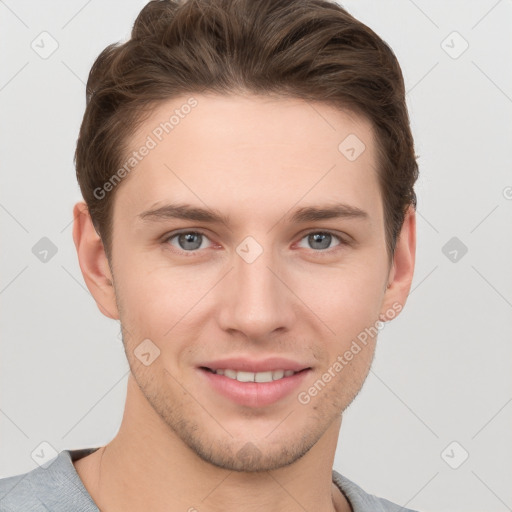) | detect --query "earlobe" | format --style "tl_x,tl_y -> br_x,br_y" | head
72,201 -> 120,320
379,205 -> 416,321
